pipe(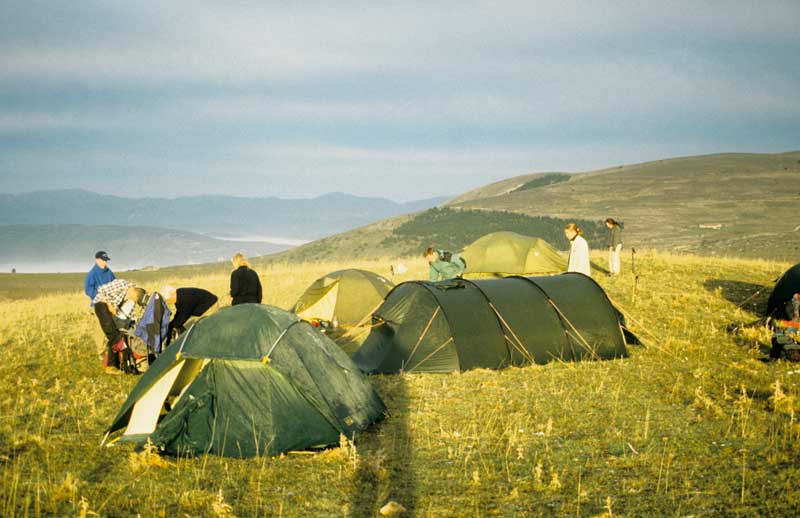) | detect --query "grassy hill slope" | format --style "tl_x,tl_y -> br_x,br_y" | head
264,208 -> 602,264
449,151 -> 800,261
1,253 -> 799,516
